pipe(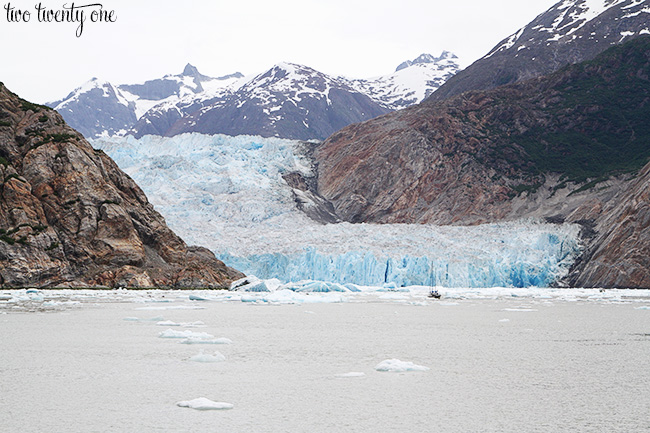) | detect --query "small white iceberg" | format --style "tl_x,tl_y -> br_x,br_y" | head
176,397 -> 233,411
189,351 -> 226,363
374,359 -> 430,372
335,372 -> 365,378
180,337 -> 233,345
156,320 -> 205,327
159,329 -> 214,339
230,276 -> 269,292
157,320 -> 181,326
